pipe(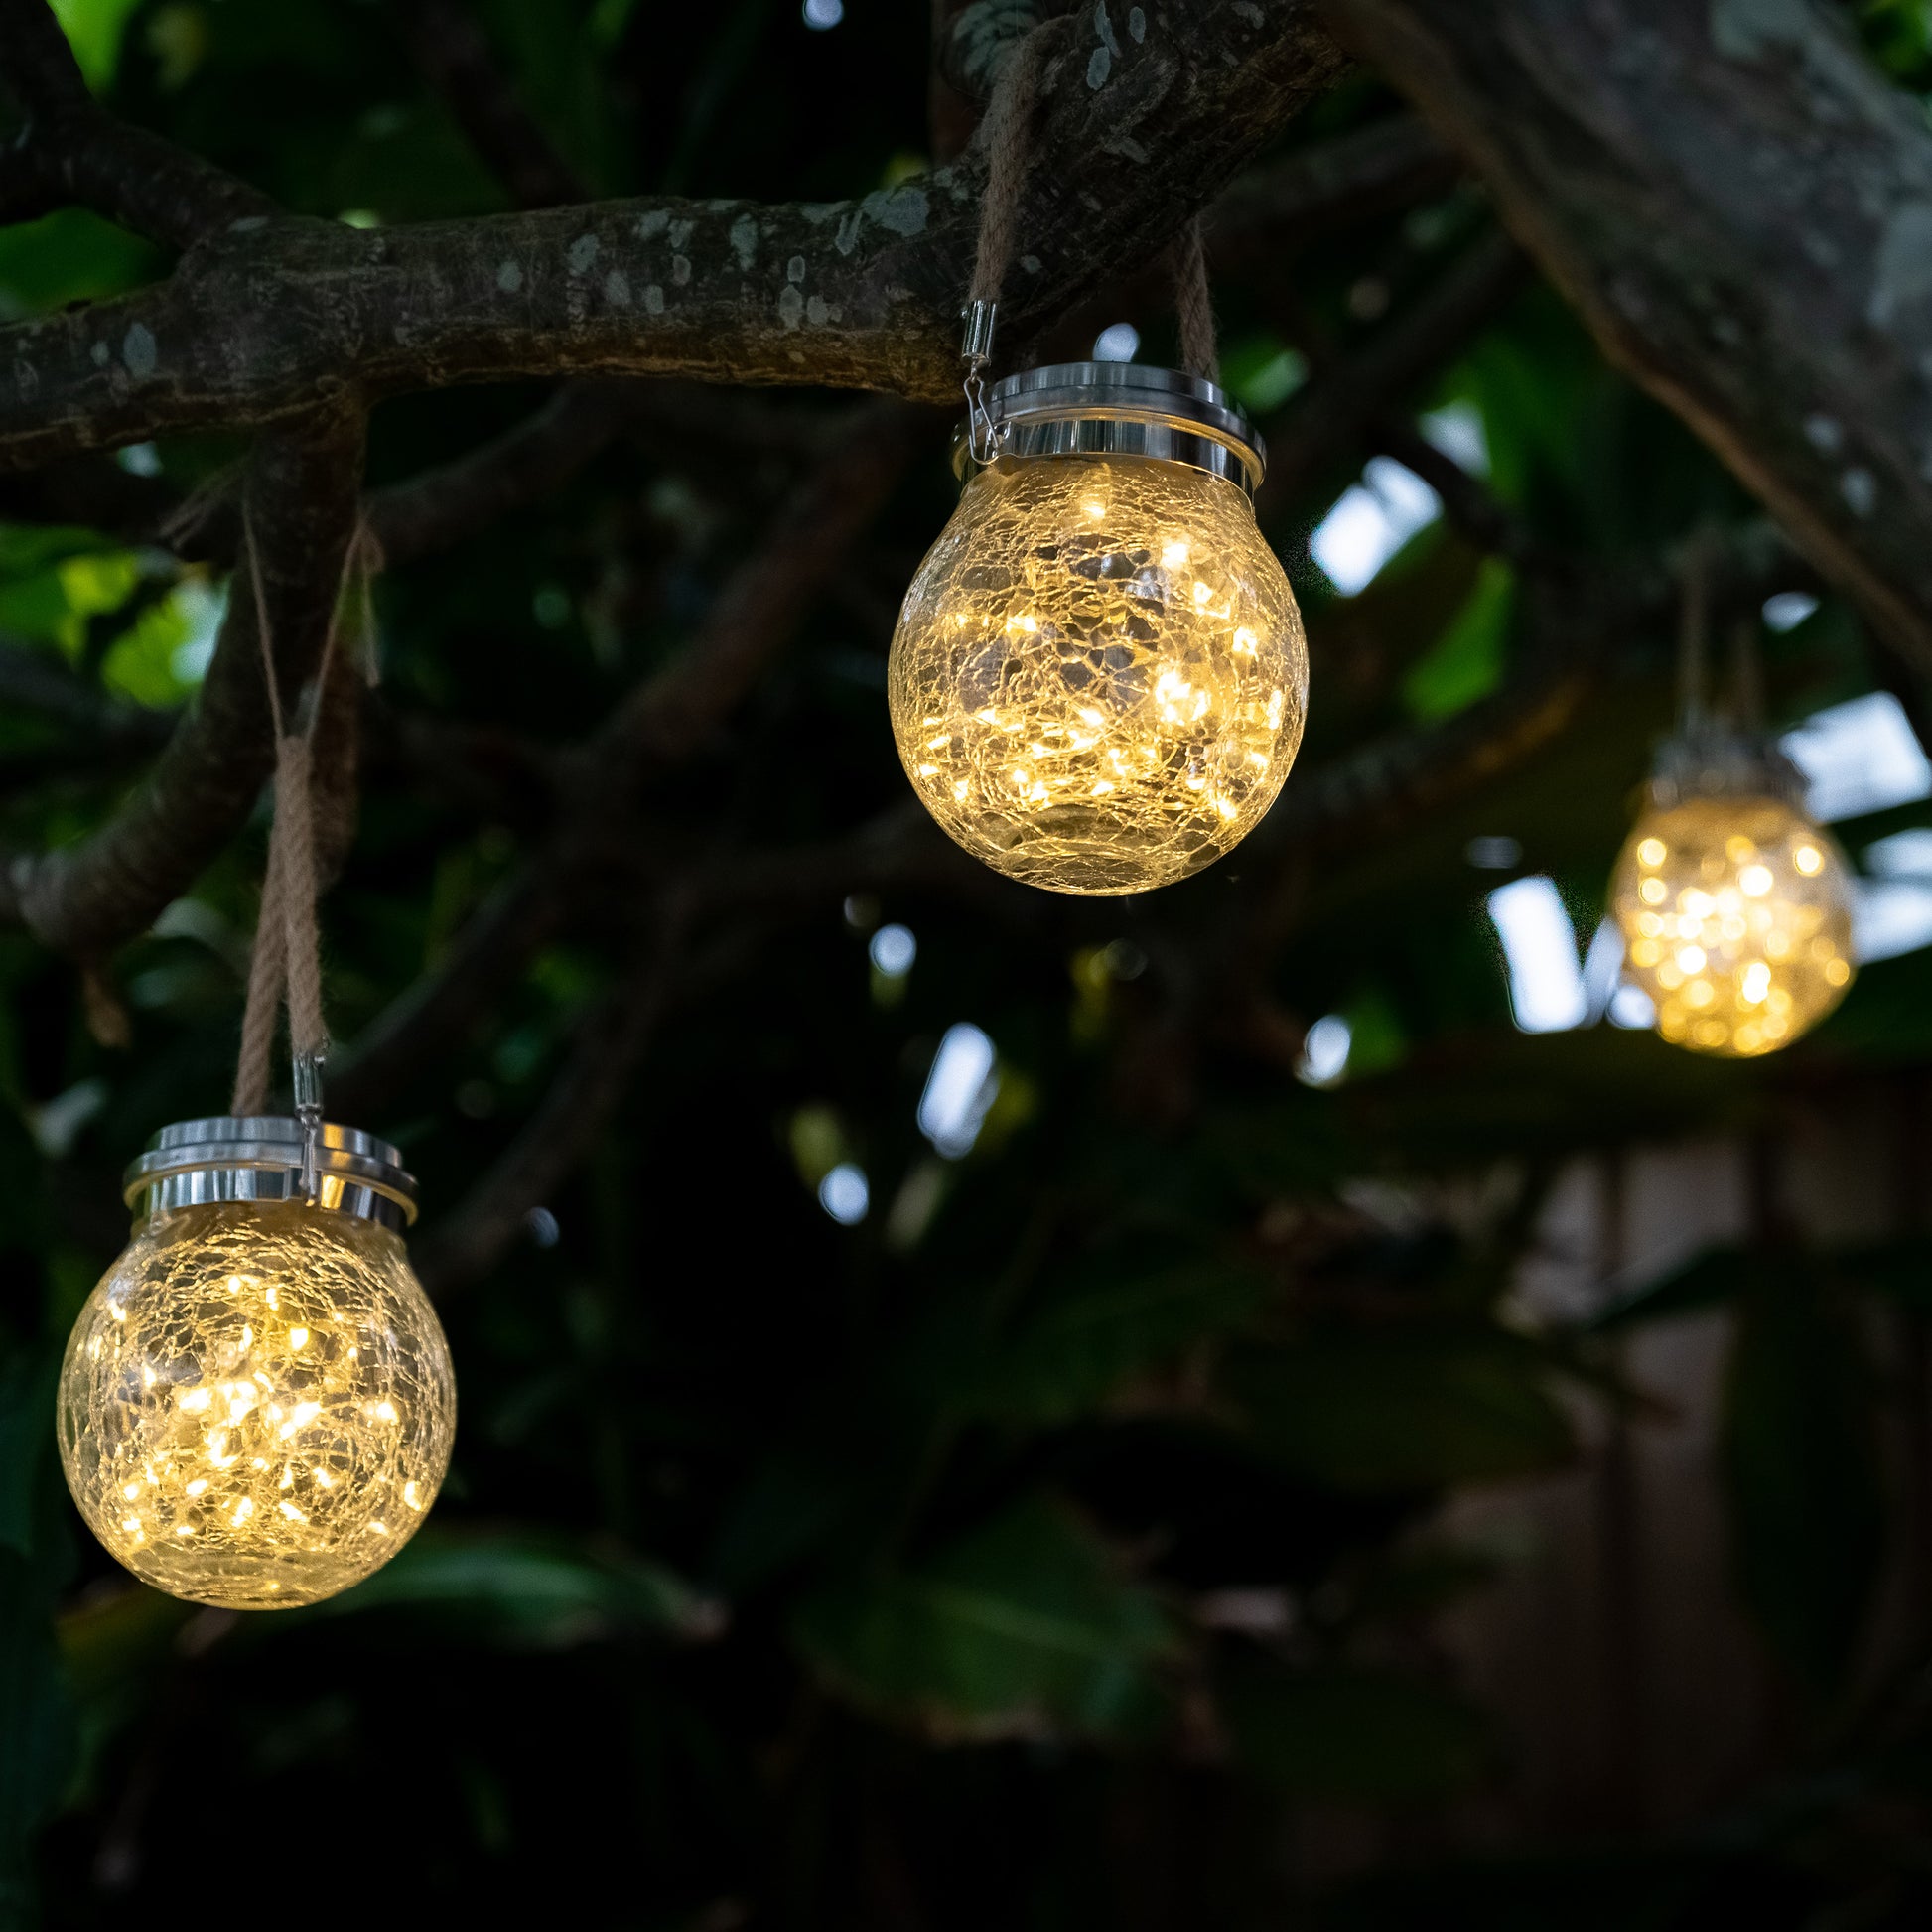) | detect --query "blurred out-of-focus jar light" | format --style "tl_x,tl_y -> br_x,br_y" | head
889,363 -> 1308,895
1609,732 -> 1855,1056
58,1117 -> 455,1609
